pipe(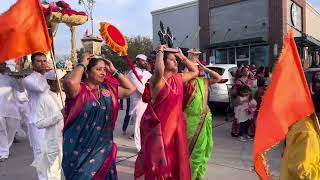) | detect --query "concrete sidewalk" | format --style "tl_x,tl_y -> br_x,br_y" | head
0,109 -> 281,180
